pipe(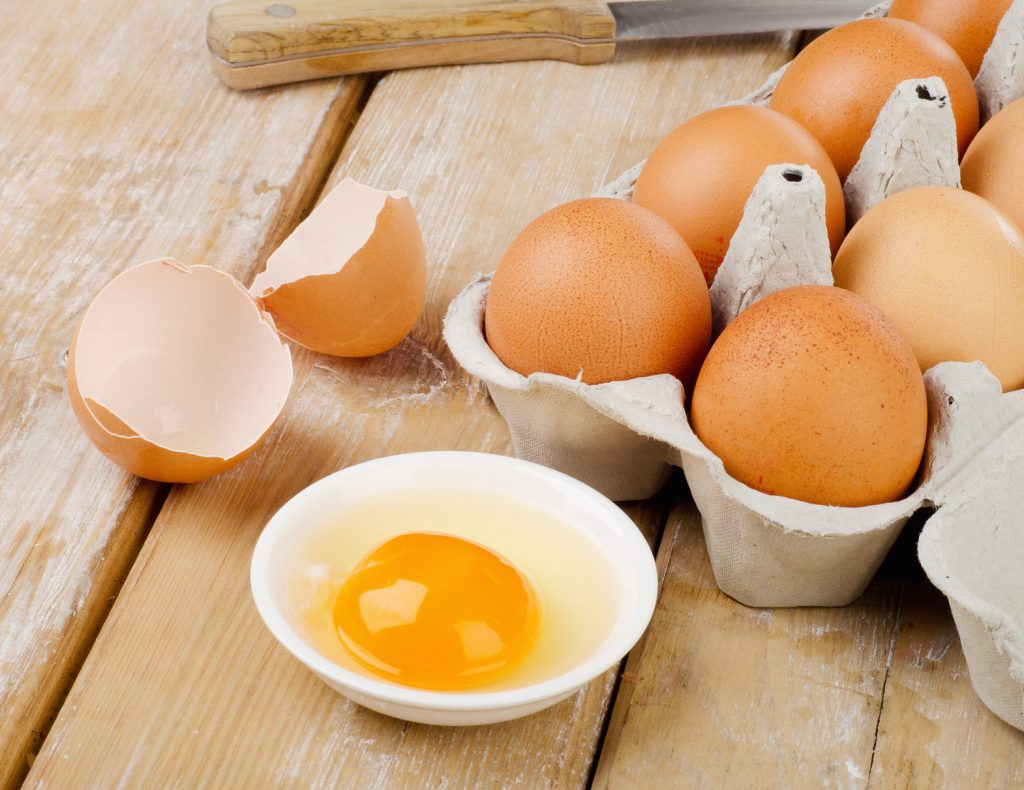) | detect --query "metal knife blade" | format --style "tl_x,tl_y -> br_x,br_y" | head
611,0 -> 875,41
